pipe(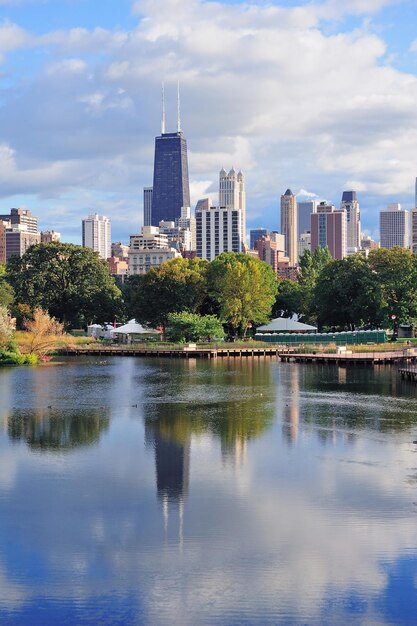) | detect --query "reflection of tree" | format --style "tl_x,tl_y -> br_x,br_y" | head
8,408 -> 110,451
144,359 -> 275,464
